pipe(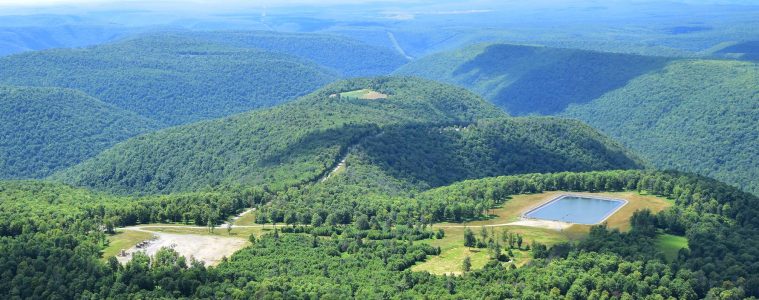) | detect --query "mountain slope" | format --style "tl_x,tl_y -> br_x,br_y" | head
187,31 -> 409,77
714,40 -> 759,61
351,118 -> 643,191
0,85 -> 159,178
563,59 -> 759,195
52,77 -> 505,194
395,43 -> 670,115
0,15 -> 133,56
0,34 -> 337,125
